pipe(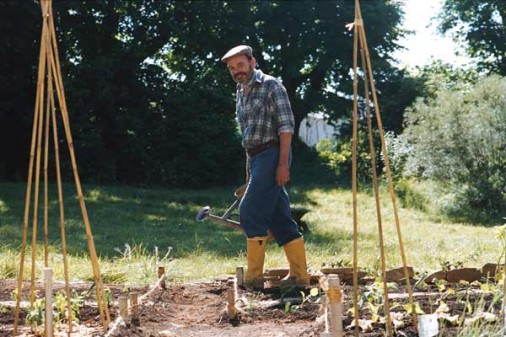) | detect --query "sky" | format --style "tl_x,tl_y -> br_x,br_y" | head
393,0 -> 470,68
